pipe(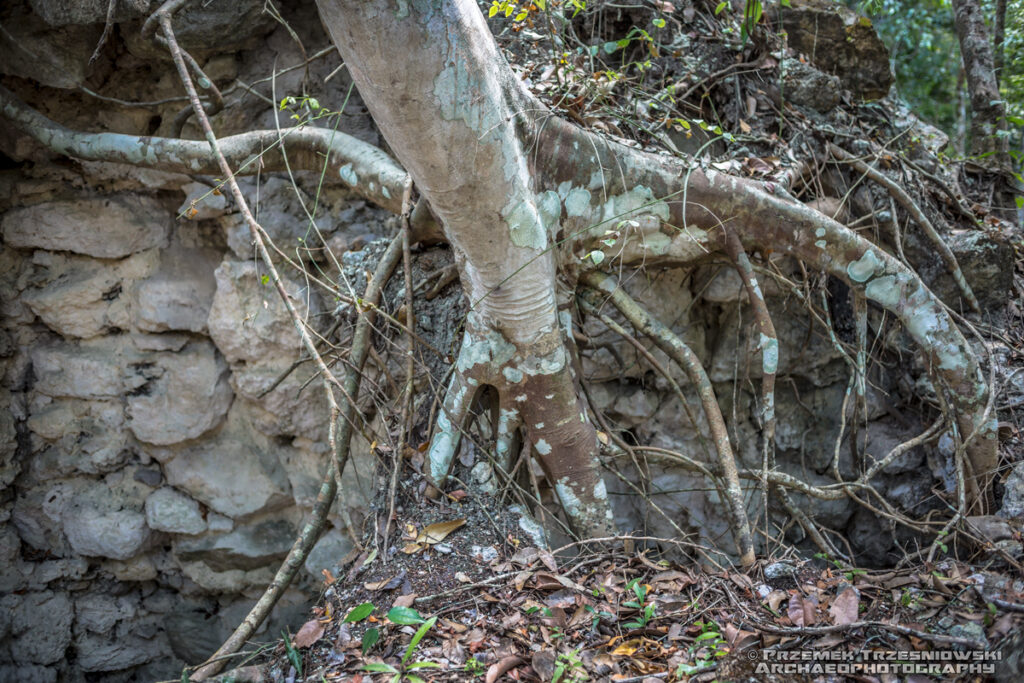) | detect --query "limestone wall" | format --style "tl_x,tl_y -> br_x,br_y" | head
0,1 -> 395,679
